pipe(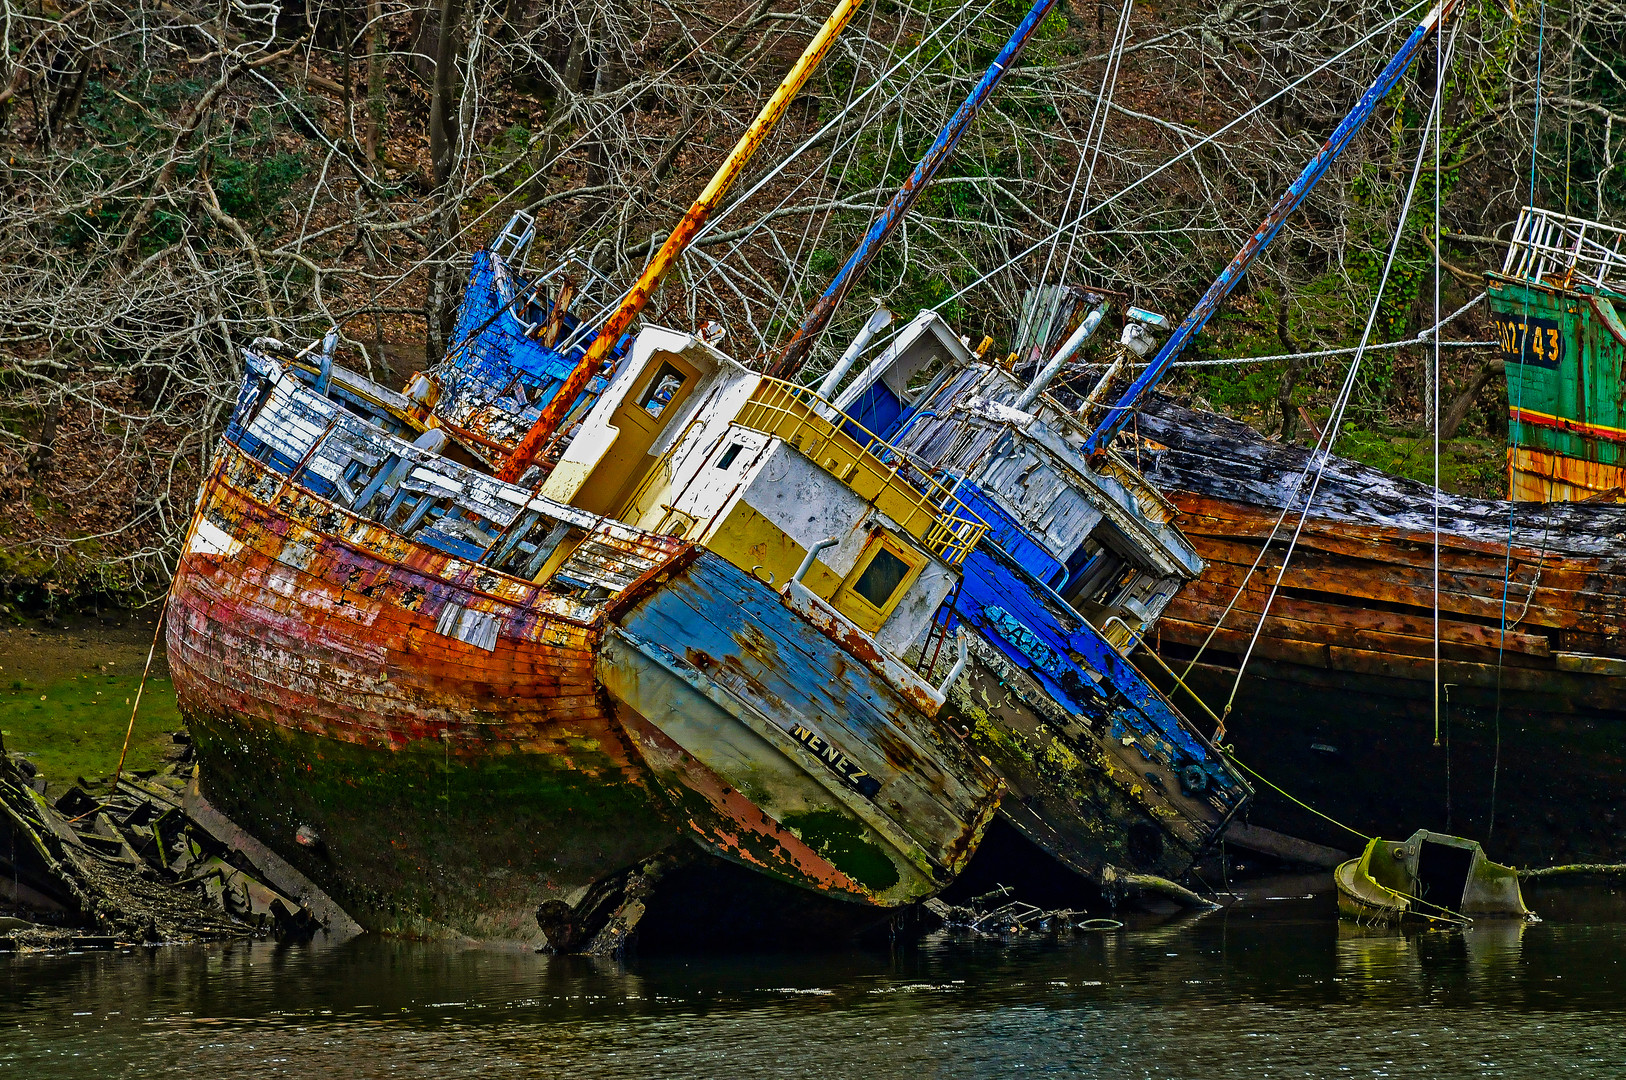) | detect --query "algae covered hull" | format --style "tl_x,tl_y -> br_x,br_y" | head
1336,831 -> 1529,925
